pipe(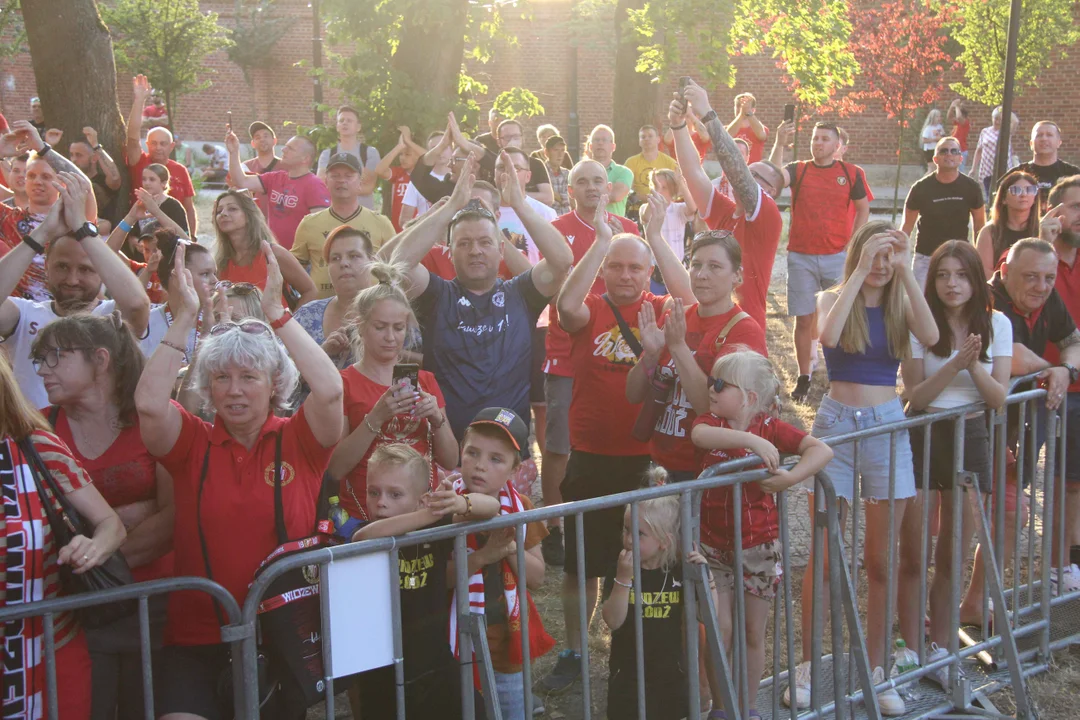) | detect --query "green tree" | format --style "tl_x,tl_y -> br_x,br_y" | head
102,0 -> 231,133
492,88 -> 545,120
226,1 -> 289,88
319,0 -> 529,151
950,0 -> 1080,107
